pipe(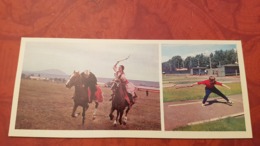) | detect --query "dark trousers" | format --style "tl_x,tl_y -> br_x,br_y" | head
85,85 -> 96,101
202,87 -> 229,104
90,85 -> 97,99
